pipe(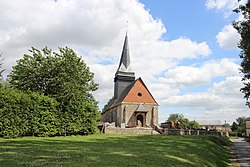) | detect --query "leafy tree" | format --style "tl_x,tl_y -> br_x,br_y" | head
9,47 -> 98,102
167,114 -> 199,129
231,121 -> 239,131
188,120 -> 200,129
233,0 -> 250,106
230,116 -> 246,133
167,113 -> 184,124
236,116 -> 246,132
8,47 -> 100,135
